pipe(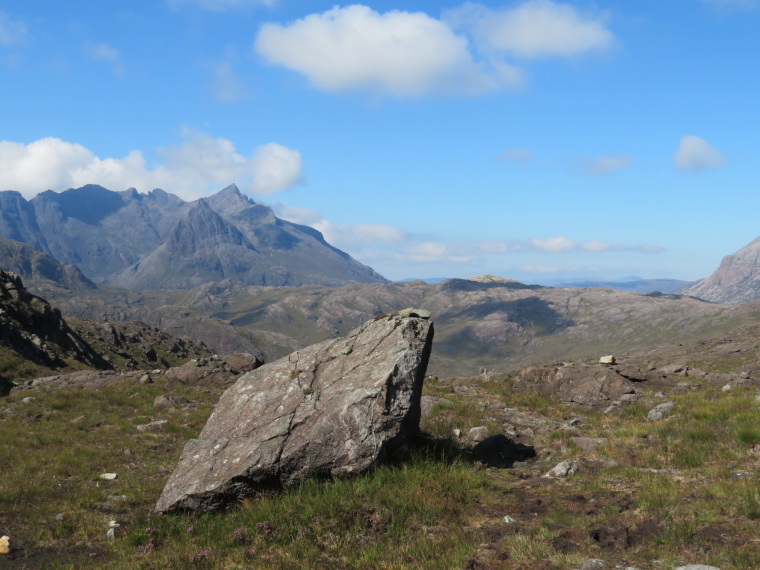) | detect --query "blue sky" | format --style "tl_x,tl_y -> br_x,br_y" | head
0,0 -> 758,283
